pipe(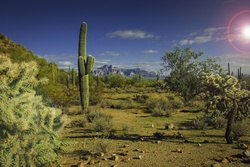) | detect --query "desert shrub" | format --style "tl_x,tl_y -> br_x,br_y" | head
100,99 -> 112,108
70,116 -> 88,127
89,84 -> 104,106
231,121 -> 250,139
191,116 -> 208,129
86,108 -> 113,132
209,116 -> 227,129
0,55 -> 65,166
170,98 -> 184,109
91,139 -> 111,154
185,99 -> 205,109
146,95 -> 173,117
91,115 -> 113,132
114,98 -> 134,109
86,108 -> 104,122
133,94 -> 149,103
